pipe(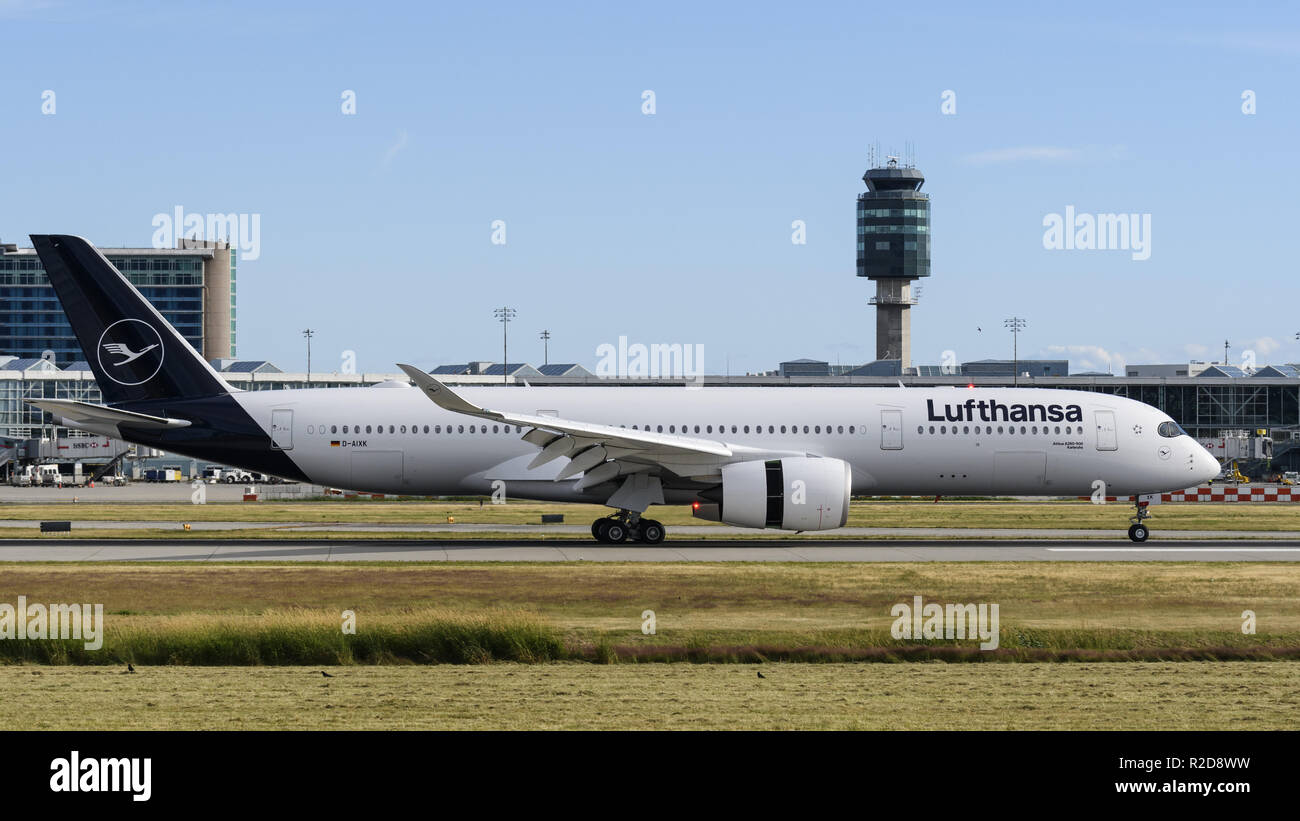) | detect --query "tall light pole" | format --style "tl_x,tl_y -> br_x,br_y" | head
493,307 -> 516,384
1004,317 -> 1026,386
539,329 -> 551,365
302,328 -> 315,384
